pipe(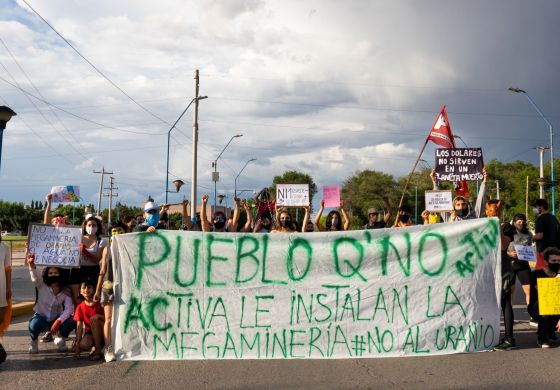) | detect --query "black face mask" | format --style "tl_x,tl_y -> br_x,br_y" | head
455,208 -> 469,217
548,263 -> 560,273
399,214 -> 410,223
213,220 -> 226,229
280,219 -> 291,228
46,275 -> 61,285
